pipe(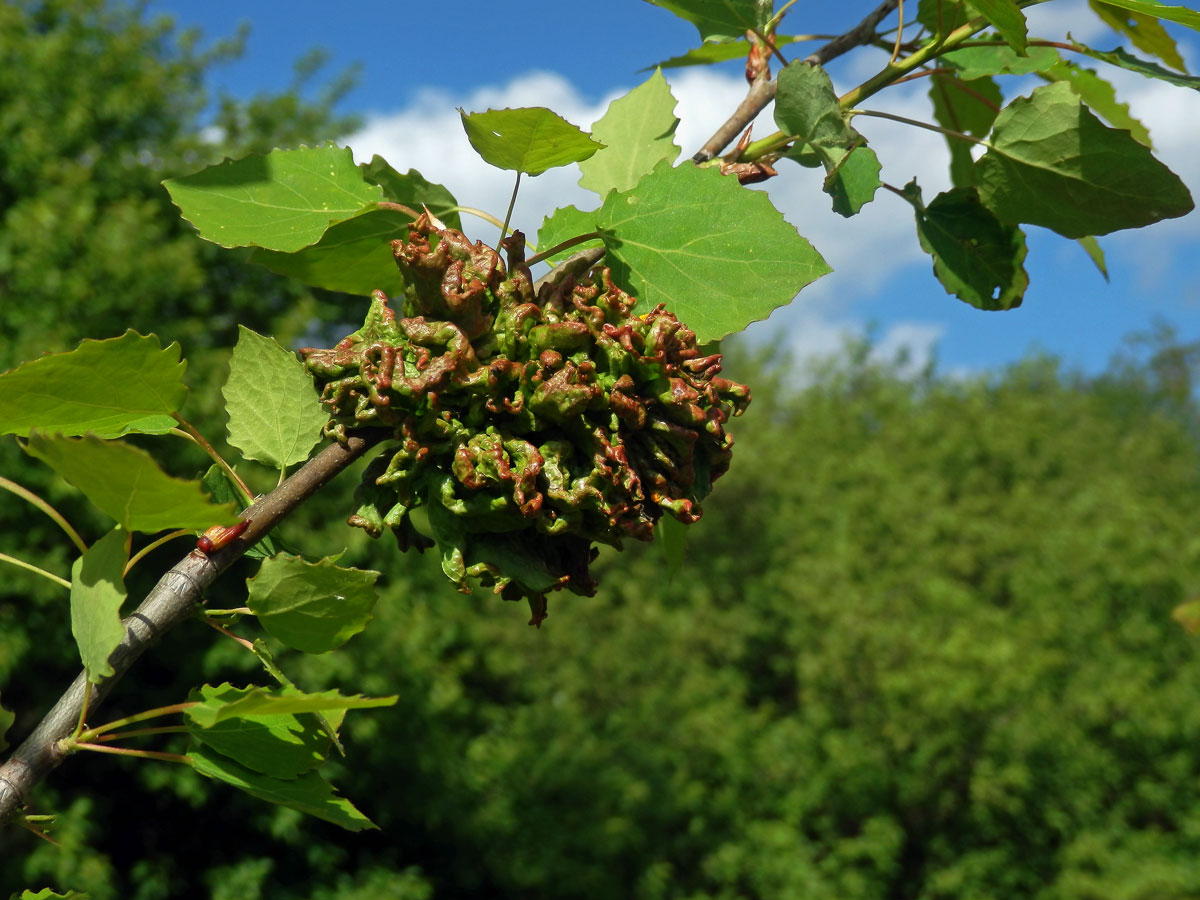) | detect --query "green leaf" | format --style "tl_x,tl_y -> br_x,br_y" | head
1077,235 -> 1110,281
163,145 -> 382,252
360,155 -> 462,230
643,0 -> 774,42
912,185 -> 1029,310
24,433 -> 239,532
189,743 -> 376,831
70,526 -> 128,683
249,207 -> 410,297
644,34 -> 805,69
535,205 -> 603,265
459,108 -> 604,176
580,70 -> 681,196
822,144 -> 882,217
775,60 -> 857,149
917,0 -> 979,35
941,44 -> 1060,79
186,684 -> 332,778
245,554 -> 380,654
775,62 -> 879,216
0,331 -> 186,438
14,892 -> 91,900
1089,0 -> 1188,71
1083,0 -> 1200,33
184,684 -> 396,728
223,326 -> 328,472
1073,43 -> 1200,90
0,691 -> 14,753
1041,60 -> 1152,146
971,0 -> 1028,54
974,82 -> 1194,238
595,160 -> 831,342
